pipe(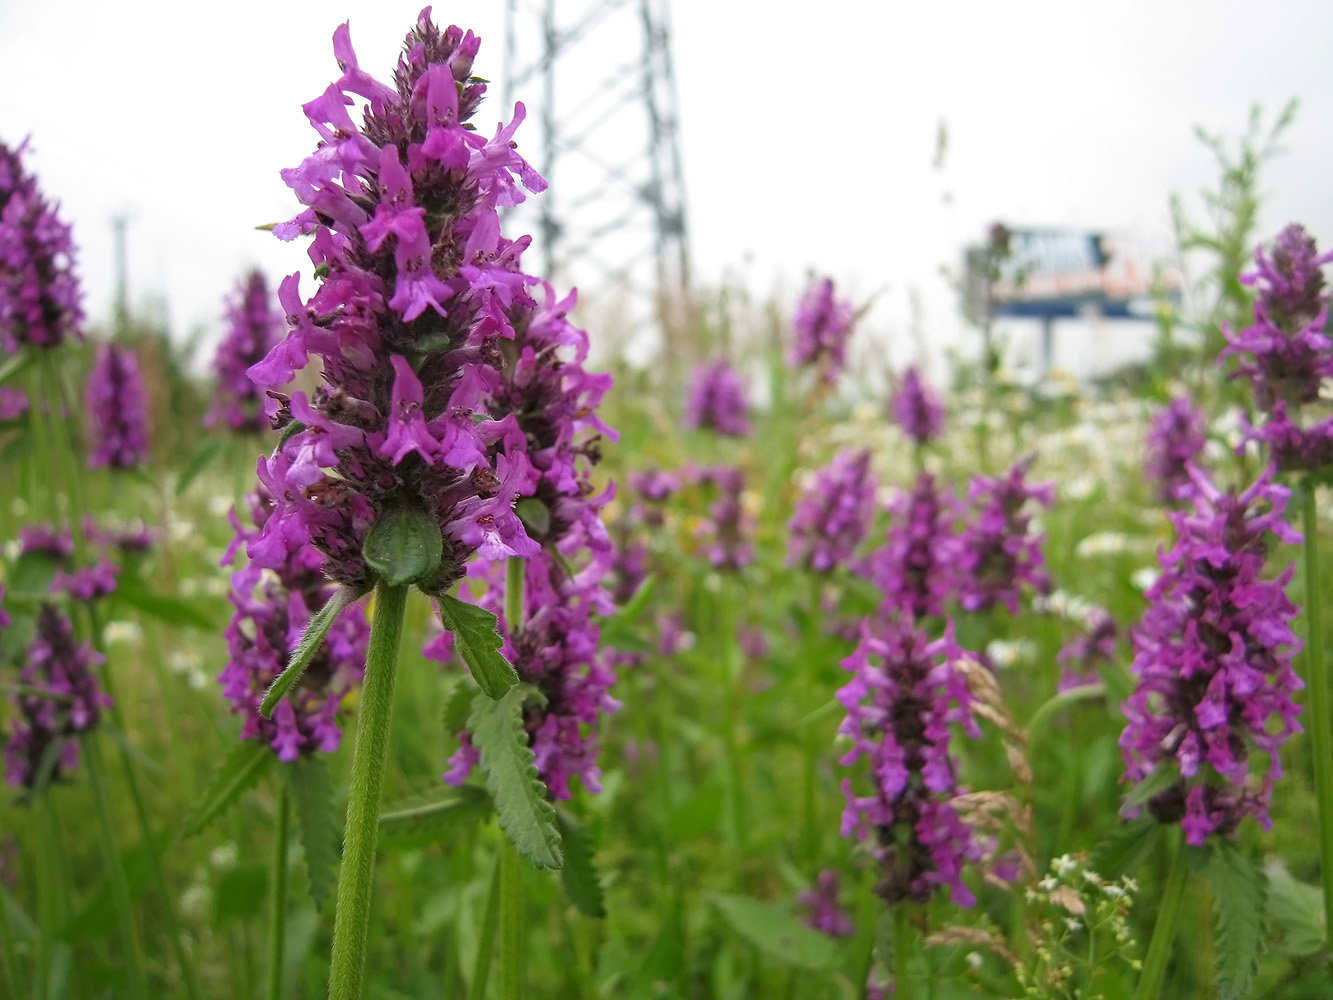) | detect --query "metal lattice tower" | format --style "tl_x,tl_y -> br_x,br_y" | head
501,0 -> 690,357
